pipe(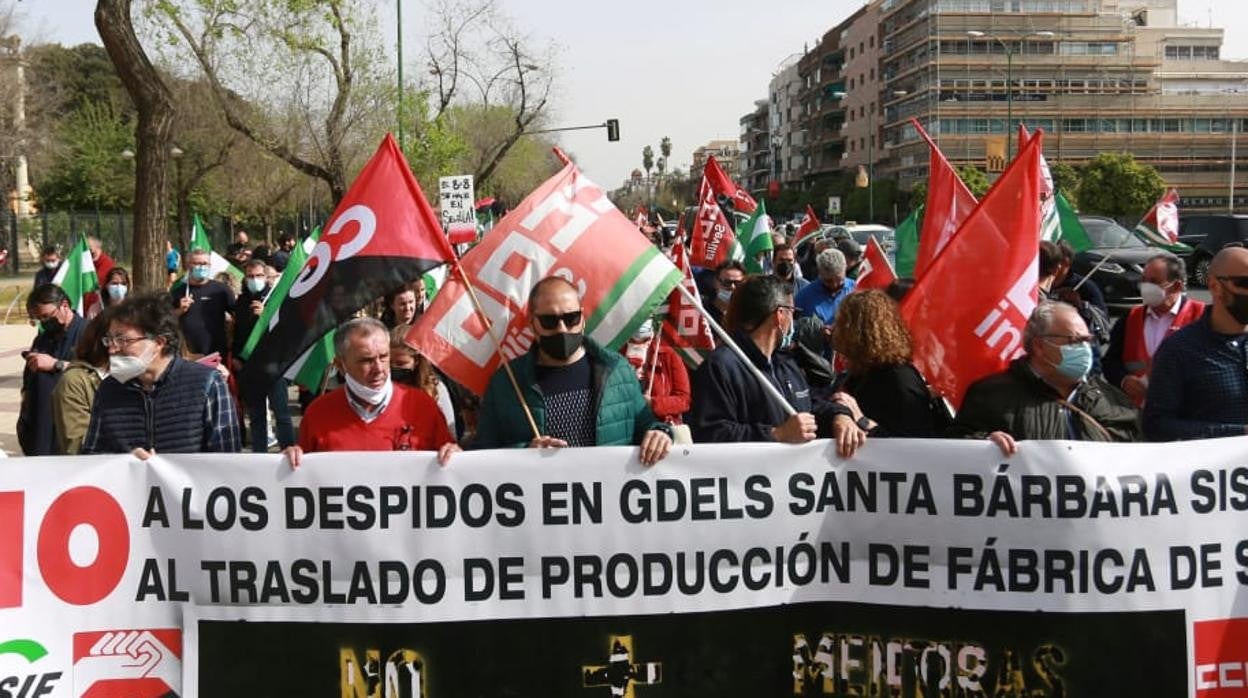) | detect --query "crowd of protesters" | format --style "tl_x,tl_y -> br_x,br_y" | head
17,219 -> 1248,466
